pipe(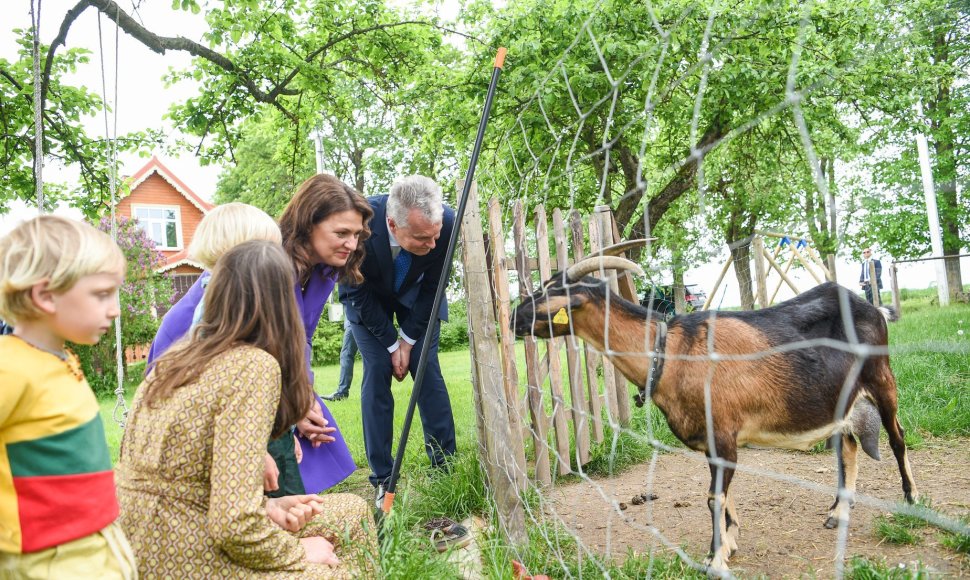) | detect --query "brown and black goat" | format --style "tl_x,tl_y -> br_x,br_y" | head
511,254 -> 918,575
